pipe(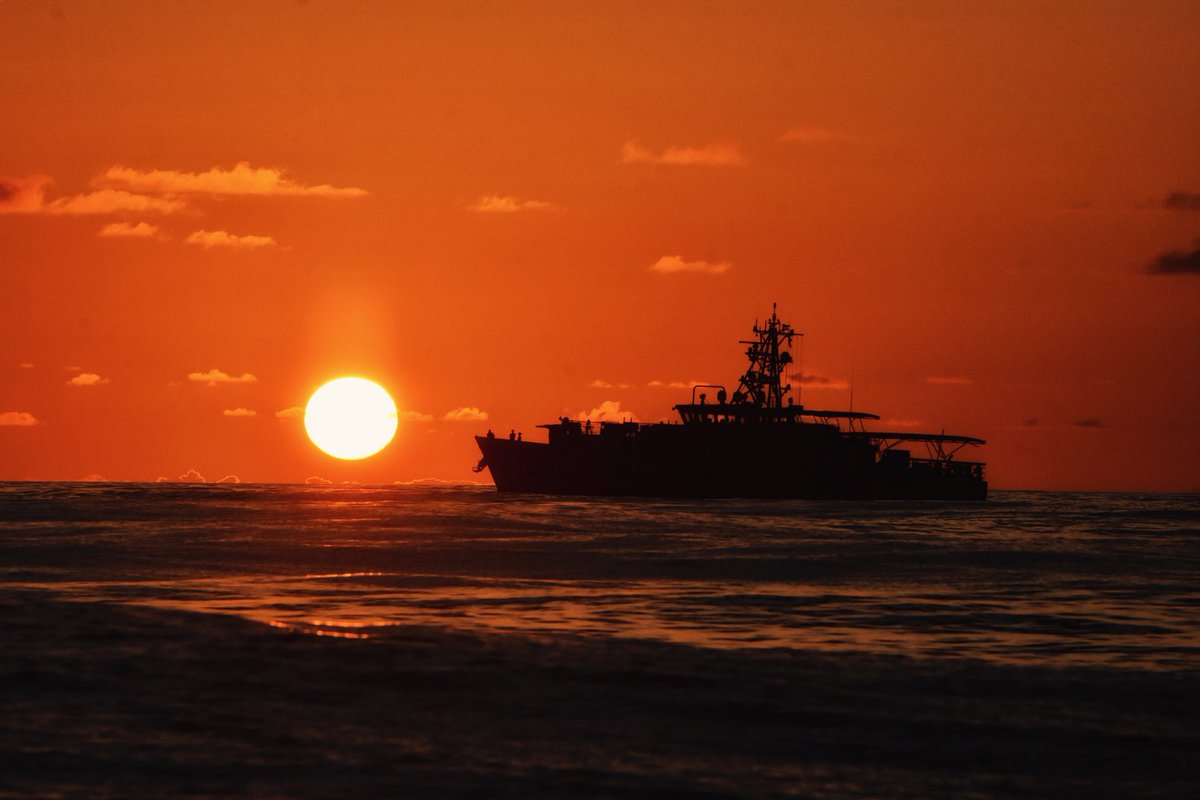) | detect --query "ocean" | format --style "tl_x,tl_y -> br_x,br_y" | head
1,483 -> 1197,798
